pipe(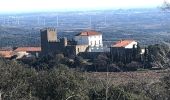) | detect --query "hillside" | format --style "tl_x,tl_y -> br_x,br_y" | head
1,9 -> 170,47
